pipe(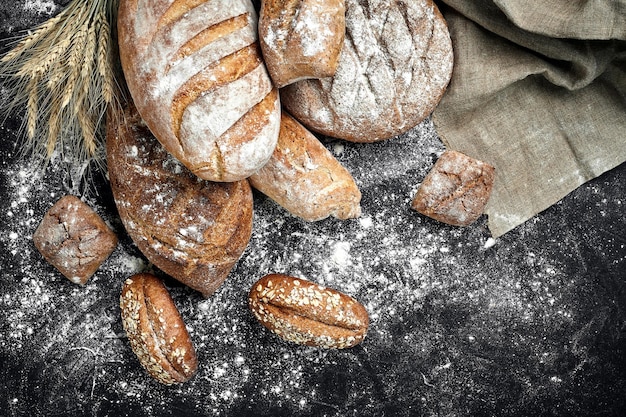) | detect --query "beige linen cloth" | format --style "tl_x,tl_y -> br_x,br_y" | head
432,0 -> 626,237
